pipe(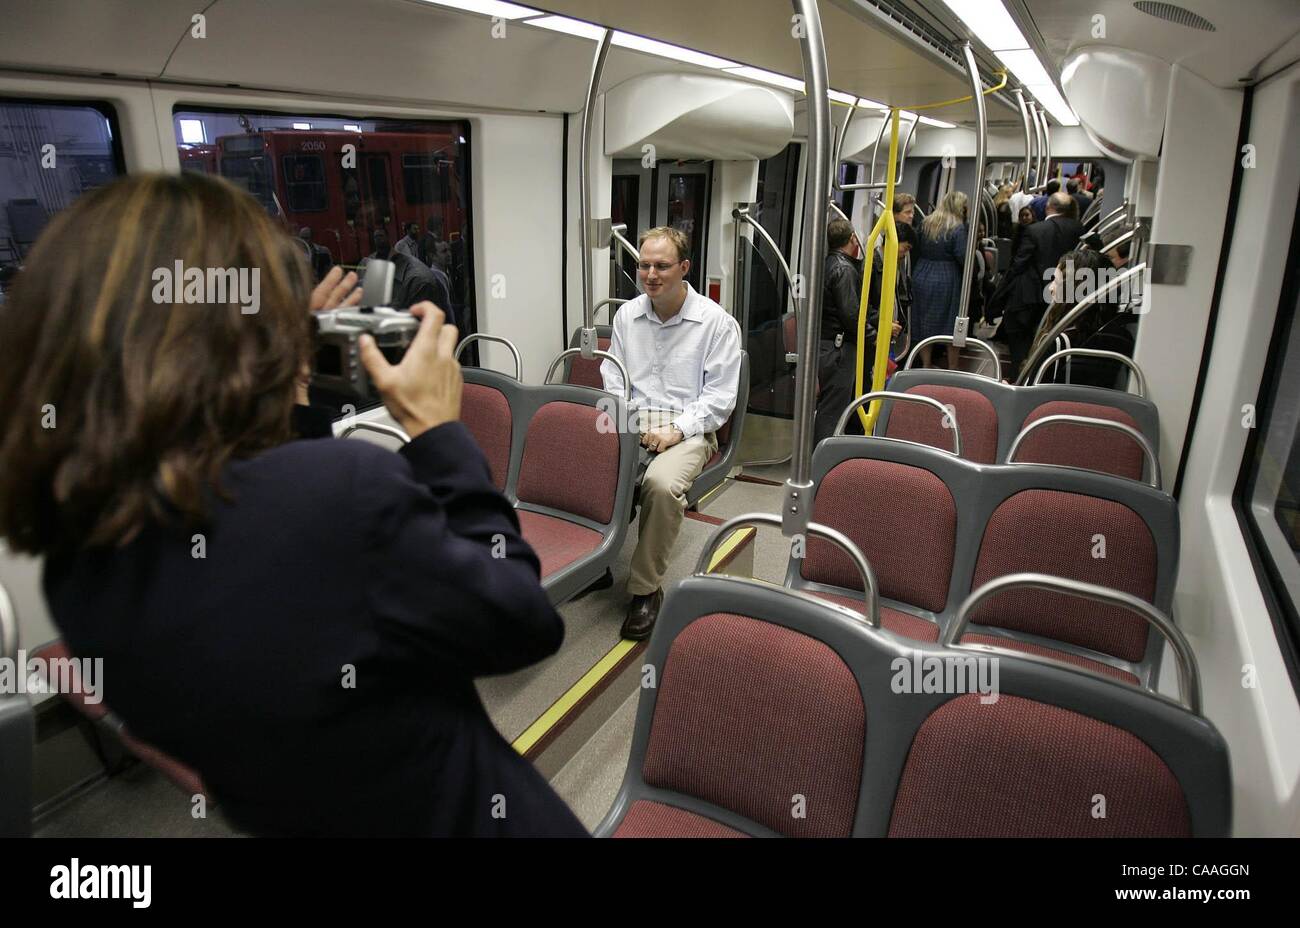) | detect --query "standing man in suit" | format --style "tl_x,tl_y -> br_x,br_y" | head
991,192 -> 1084,378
